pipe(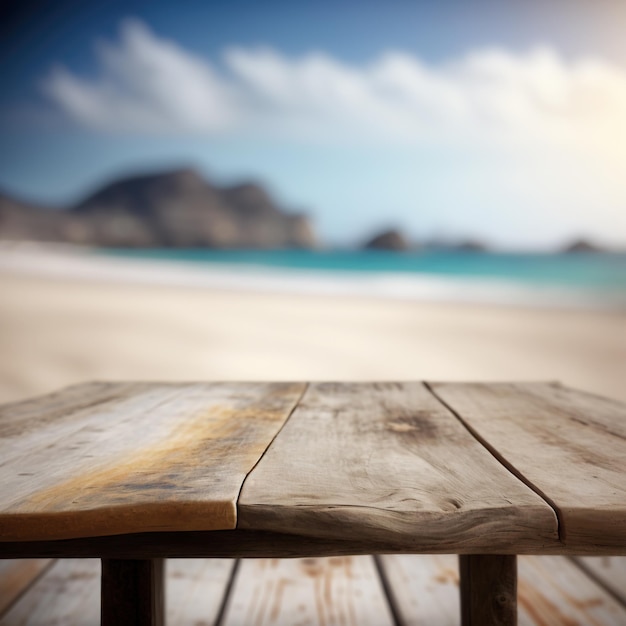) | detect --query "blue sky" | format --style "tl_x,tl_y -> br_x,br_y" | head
1,1 -> 626,248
